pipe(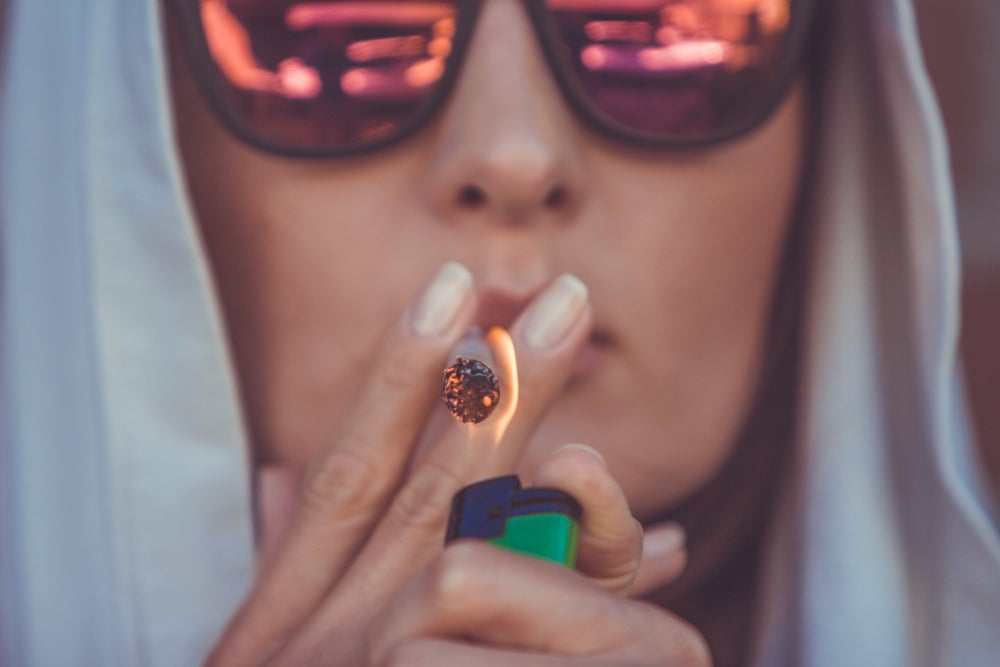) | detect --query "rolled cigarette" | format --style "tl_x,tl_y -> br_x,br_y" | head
442,328 -> 501,424
442,356 -> 501,424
